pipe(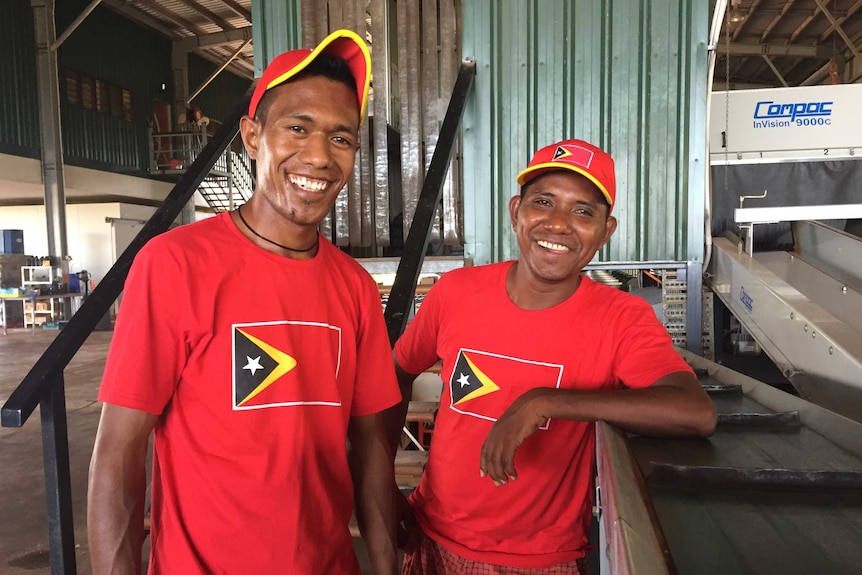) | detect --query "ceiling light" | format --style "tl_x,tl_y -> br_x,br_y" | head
728,6 -> 748,23
728,0 -> 748,23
